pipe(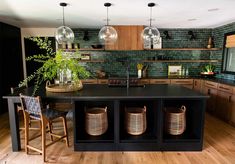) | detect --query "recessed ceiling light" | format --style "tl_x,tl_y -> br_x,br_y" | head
188,18 -> 197,21
208,8 -> 219,12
